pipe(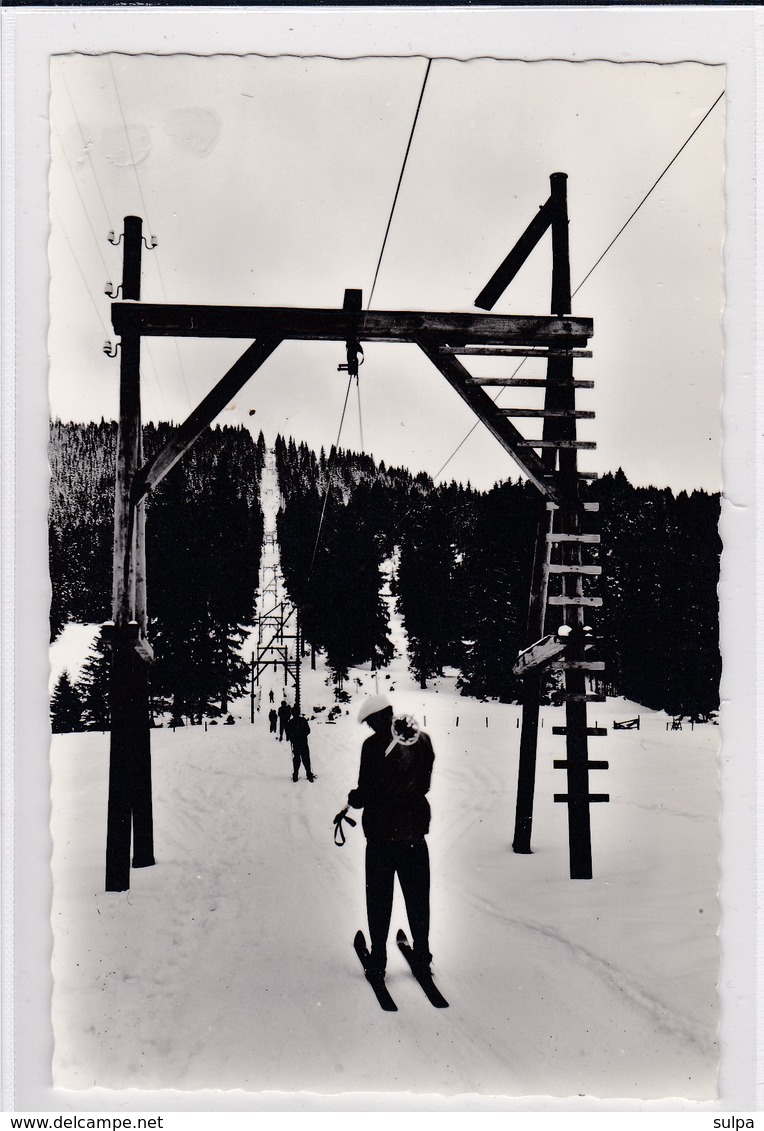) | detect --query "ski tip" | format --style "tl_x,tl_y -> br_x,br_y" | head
396,928 -> 407,944
354,930 -> 366,948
